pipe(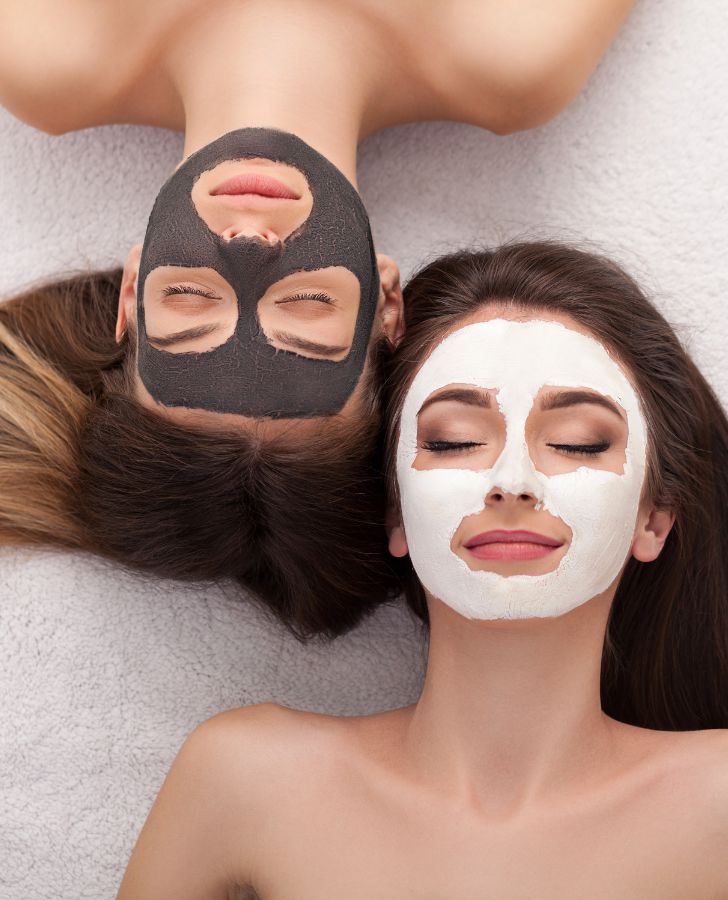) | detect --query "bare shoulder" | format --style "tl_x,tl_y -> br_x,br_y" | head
623,723 -> 728,796
190,702 -> 362,791
640,727 -> 728,882
190,704 -> 365,843
194,701 -> 411,796
413,0 -> 636,133
0,0 -> 183,133
0,1 -> 109,131
672,729 -> 728,885
658,726 -> 728,787
672,728 -> 728,817
116,703 -> 346,897
198,701 -> 351,748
